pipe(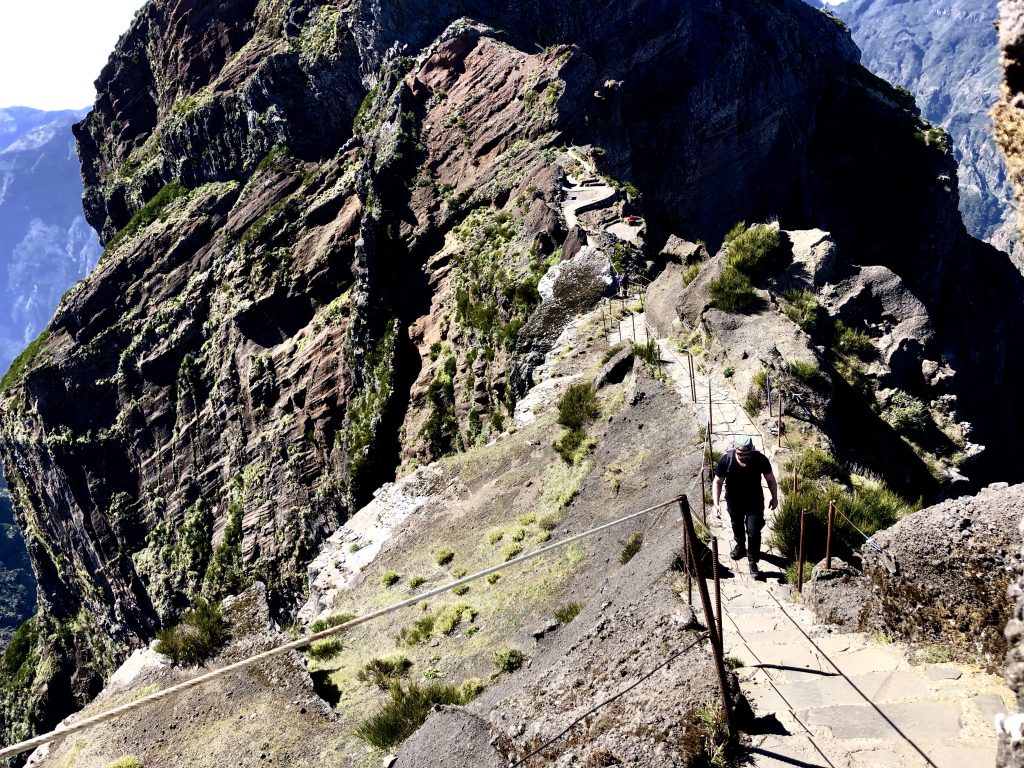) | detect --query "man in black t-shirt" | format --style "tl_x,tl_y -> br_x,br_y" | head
712,435 -> 778,576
